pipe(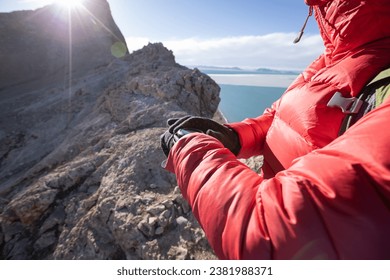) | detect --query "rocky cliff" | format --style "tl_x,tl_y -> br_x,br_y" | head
0,0 -> 127,90
0,1 -> 220,259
